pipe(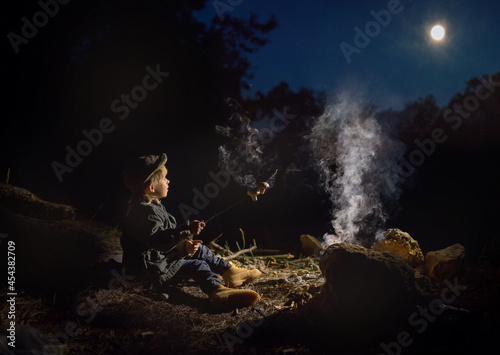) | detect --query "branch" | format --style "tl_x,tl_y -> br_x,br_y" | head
224,245 -> 258,260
